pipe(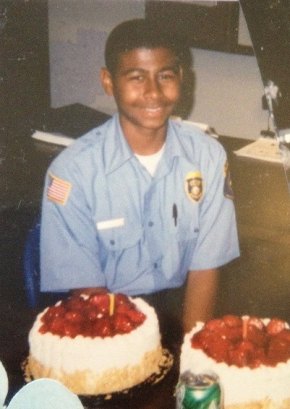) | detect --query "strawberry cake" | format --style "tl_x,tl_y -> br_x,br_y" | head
179,315 -> 290,409
27,292 -> 163,395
